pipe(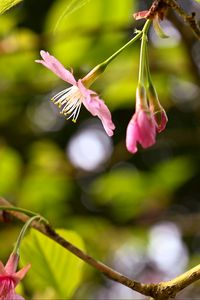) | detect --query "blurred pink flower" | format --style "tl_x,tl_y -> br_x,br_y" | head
126,86 -> 157,154
0,253 -> 30,300
36,51 -> 115,136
